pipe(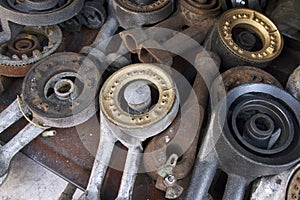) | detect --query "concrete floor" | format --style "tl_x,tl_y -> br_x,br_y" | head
0,153 -> 83,200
